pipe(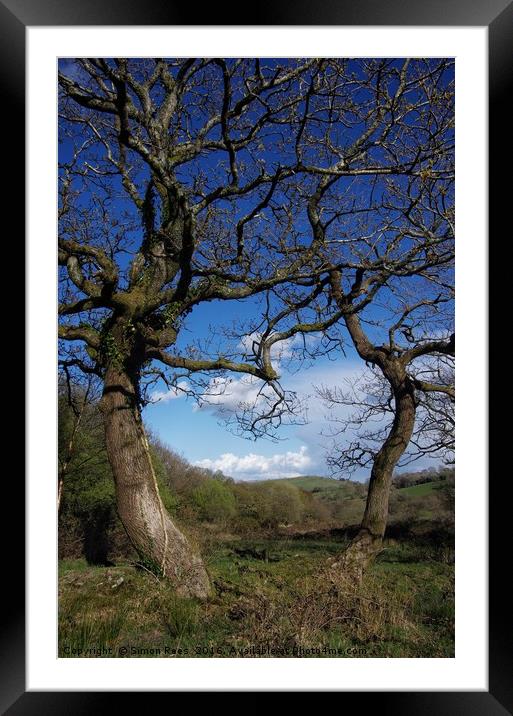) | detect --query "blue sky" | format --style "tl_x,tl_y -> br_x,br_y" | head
143,338 -> 364,481
141,293 -> 449,482
137,287 -> 365,481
